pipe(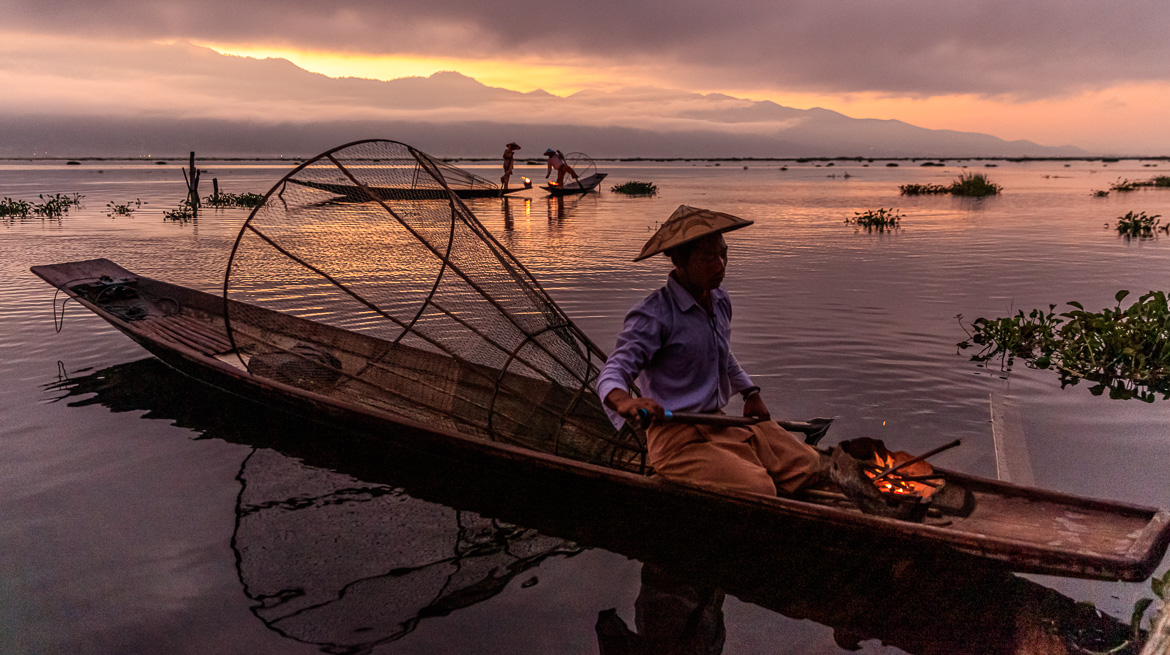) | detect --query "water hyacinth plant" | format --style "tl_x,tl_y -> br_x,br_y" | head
163,202 -> 196,222
949,172 -> 1002,196
846,208 -> 903,230
204,191 -> 265,208
0,197 -> 33,218
899,183 -> 950,196
1115,211 -> 1165,238
957,290 -> 1170,401
609,181 -> 659,196
34,193 -> 84,217
3,193 -> 85,219
900,173 -> 1002,197
1110,176 -> 1170,192
106,199 -> 143,216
